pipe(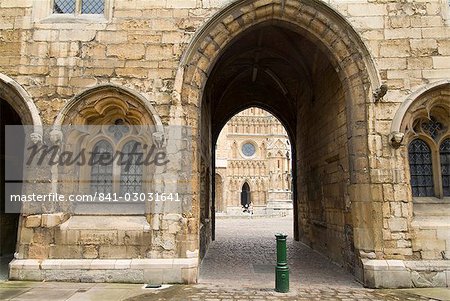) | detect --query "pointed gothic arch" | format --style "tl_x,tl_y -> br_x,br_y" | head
0,73 -> 42,138
241,181 -> 251,207
182,0 -> 382,282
